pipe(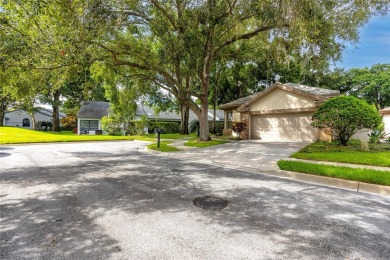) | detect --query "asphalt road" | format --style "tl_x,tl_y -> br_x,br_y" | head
1,141 -> 389,259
